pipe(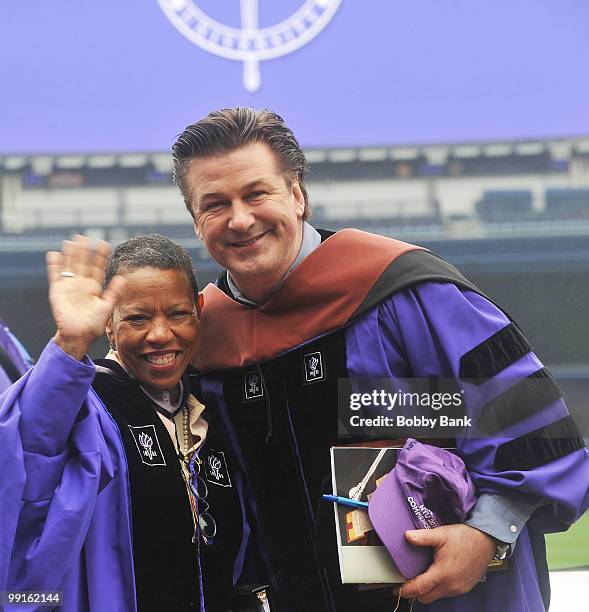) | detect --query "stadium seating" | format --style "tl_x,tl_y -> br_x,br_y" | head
476,190 -> 533,222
